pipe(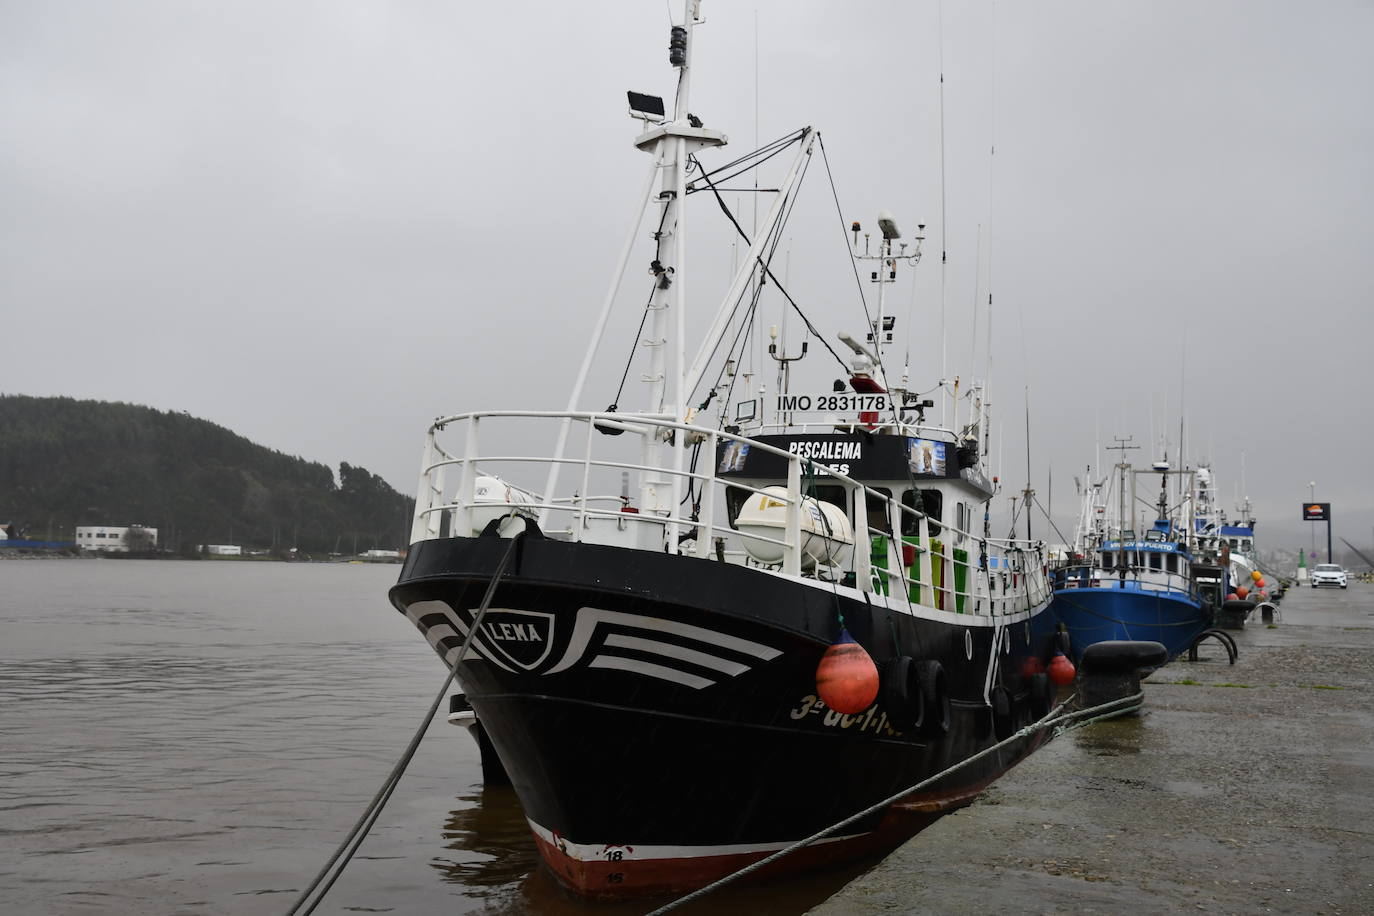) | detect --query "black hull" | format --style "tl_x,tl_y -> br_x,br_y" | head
390,535 -> 1057,899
